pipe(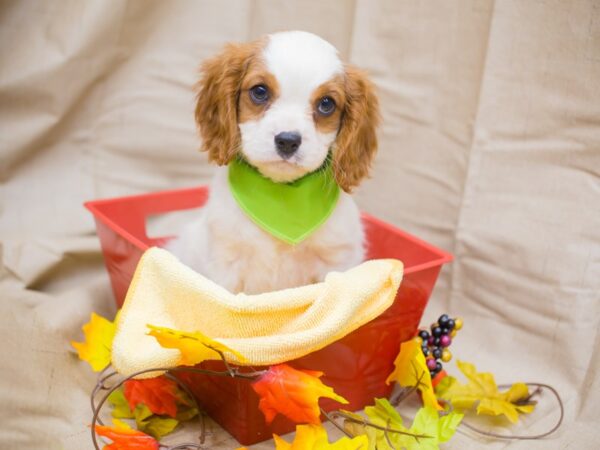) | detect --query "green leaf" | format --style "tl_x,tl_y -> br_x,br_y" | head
433,374 -> 456,398
172,385 -> 199,422
438,411 -> 464,443
141,416 -> 179,440
362,400 -> 463,450
399,407 -> 438,450
107,388 -> 134,419
364,399 -> 410,449
340,410 -> 377,450
343,423 -> 377,450
364,398 -> 404,428
134,403 -> 153,424
134,404 -> 179,439
176,405 -> 199,422
402,407 -> 463,450
107,385 -> 191,439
